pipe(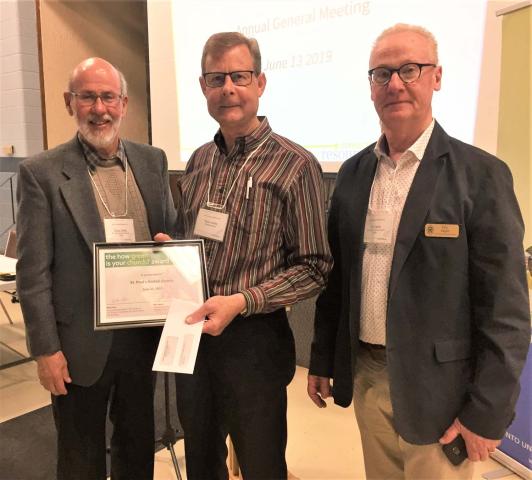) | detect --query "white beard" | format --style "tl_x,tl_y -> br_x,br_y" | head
77,114 -> 121,153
